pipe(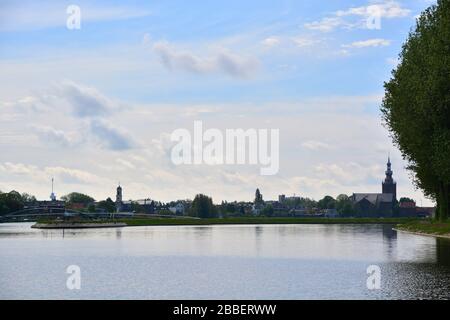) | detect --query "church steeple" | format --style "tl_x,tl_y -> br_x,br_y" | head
382,156 -> 397,201
385,157 -> 393,183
